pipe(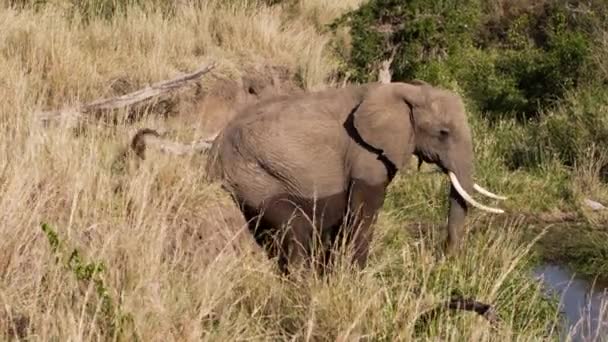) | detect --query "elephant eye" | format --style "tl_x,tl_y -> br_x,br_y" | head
439,128 -> 450,139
